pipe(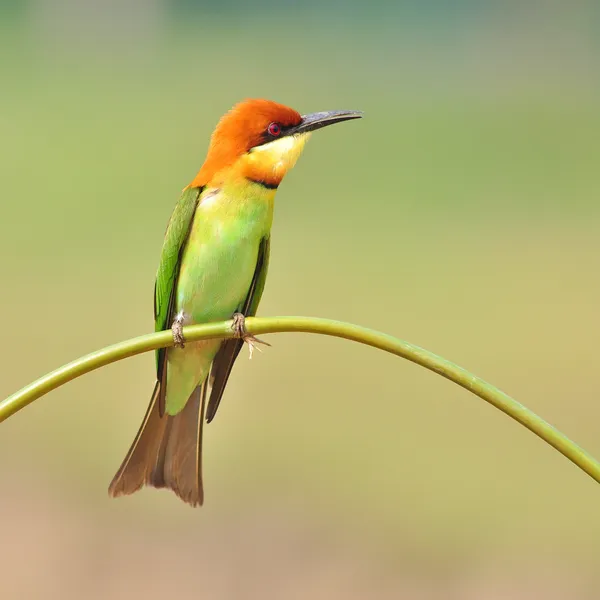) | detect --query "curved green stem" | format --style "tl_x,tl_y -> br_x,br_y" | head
1,316 -> 599,485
